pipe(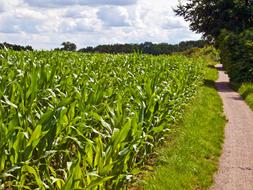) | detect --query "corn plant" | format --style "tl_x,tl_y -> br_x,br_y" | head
0,49 -> 204,189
